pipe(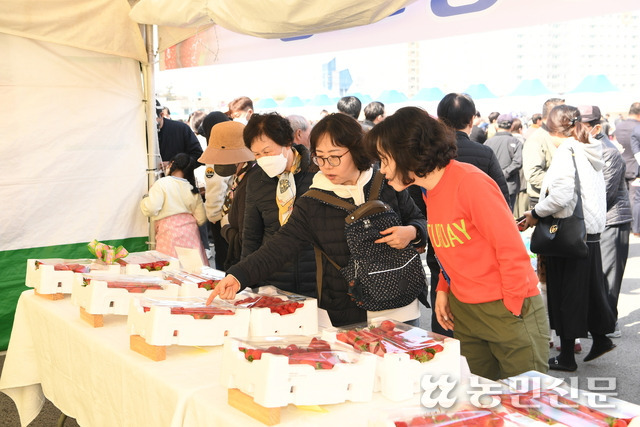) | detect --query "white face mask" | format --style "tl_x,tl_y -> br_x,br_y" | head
256,149 -> 288,178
